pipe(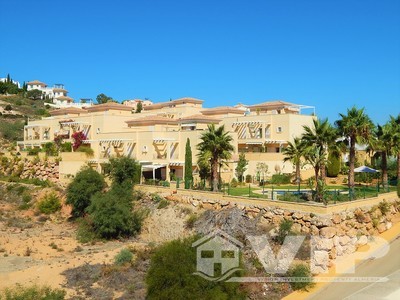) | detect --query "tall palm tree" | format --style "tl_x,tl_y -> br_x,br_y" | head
302,118 -> 337,183
197,124 -> 234,191
282,137 -> 305,182
335,107 -> 375,194
371,124 -> 393,190
388,114 -> 400,180
303,146 -> 328,203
